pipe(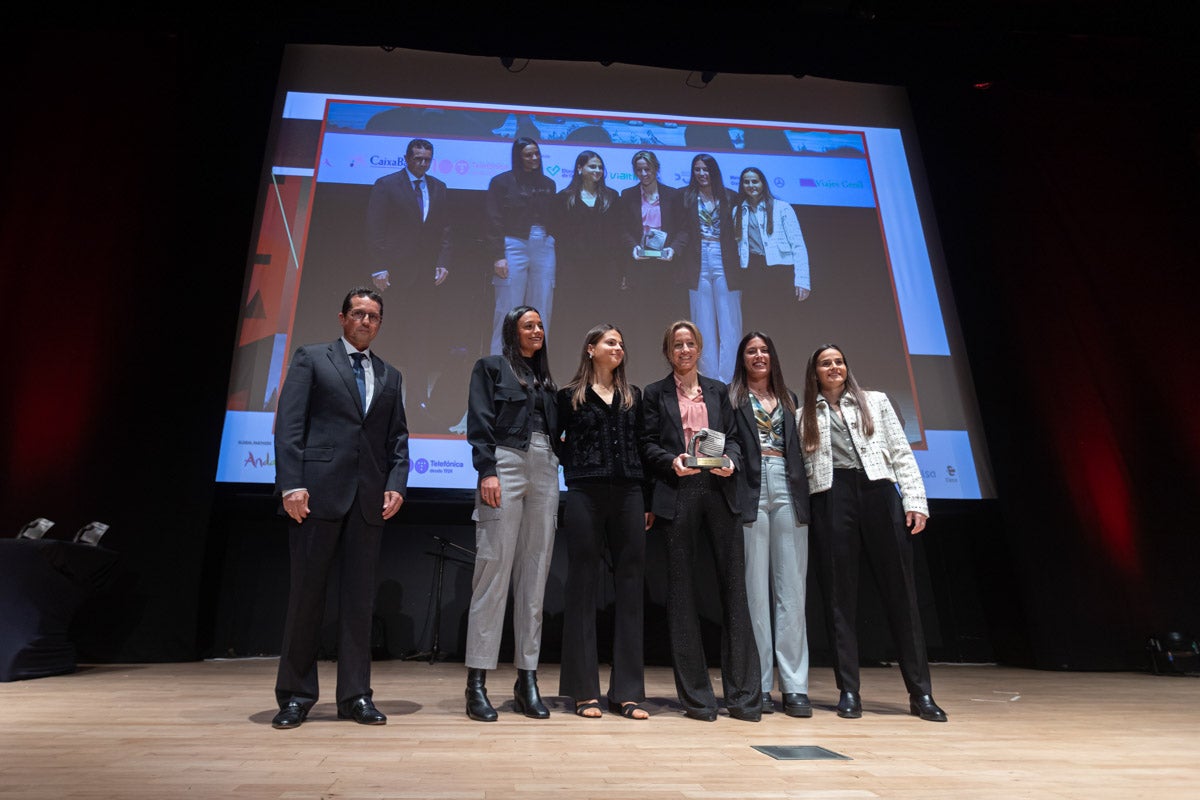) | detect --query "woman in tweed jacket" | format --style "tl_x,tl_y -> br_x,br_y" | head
798,344 -> 946,723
